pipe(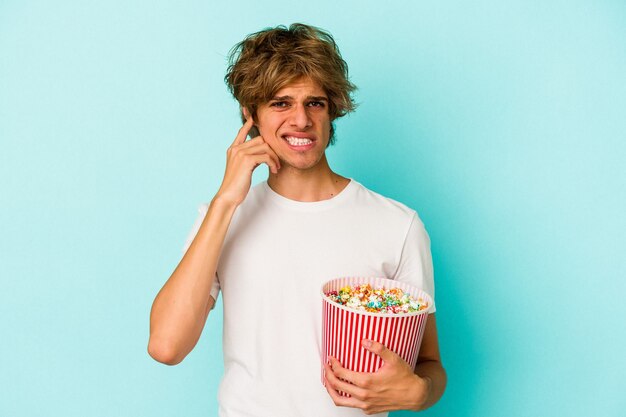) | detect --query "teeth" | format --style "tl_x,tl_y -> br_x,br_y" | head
284,136 -> 313,146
